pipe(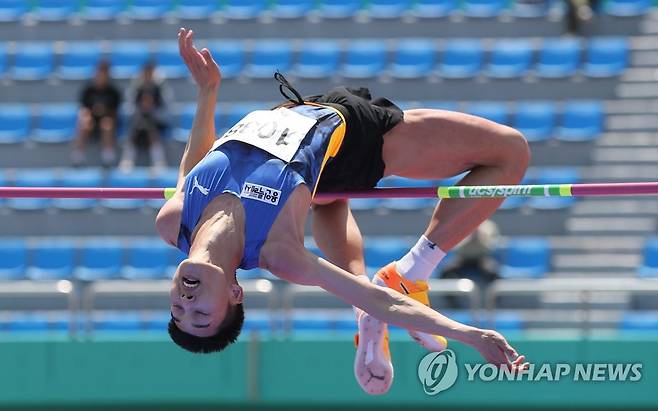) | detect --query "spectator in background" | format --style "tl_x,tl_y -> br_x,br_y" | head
119,62 -> 172,171
72,61 -> 121,167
